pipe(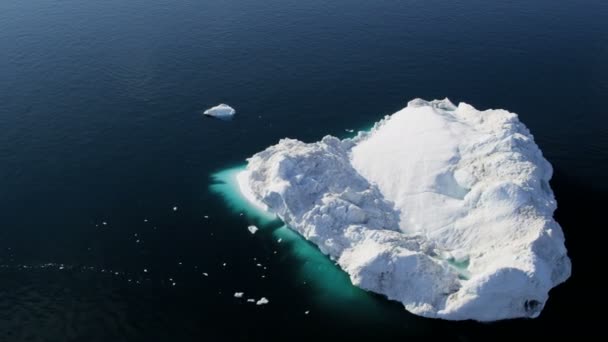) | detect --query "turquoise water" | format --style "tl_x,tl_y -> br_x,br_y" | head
210,166 -> 384,315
